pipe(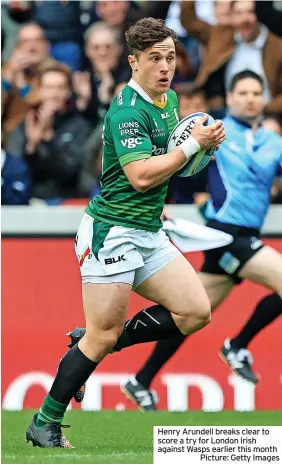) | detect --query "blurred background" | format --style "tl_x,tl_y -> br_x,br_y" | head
2,0 -> 282,207
1,1 -> 282,412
